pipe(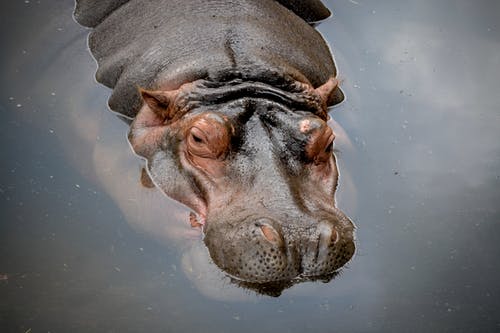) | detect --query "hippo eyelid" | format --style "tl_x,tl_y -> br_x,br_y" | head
189,126 -> 207,143
192,134 -> 203,143
205,113 -> 226,123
